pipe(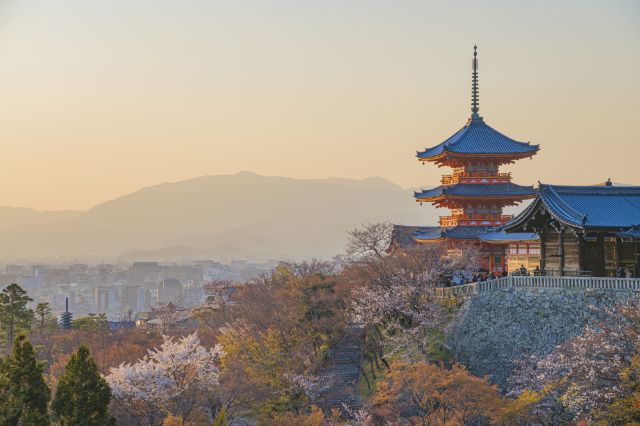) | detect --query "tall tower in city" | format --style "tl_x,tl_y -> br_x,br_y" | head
407,46 -> 540,273
59,297 -> 73,330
